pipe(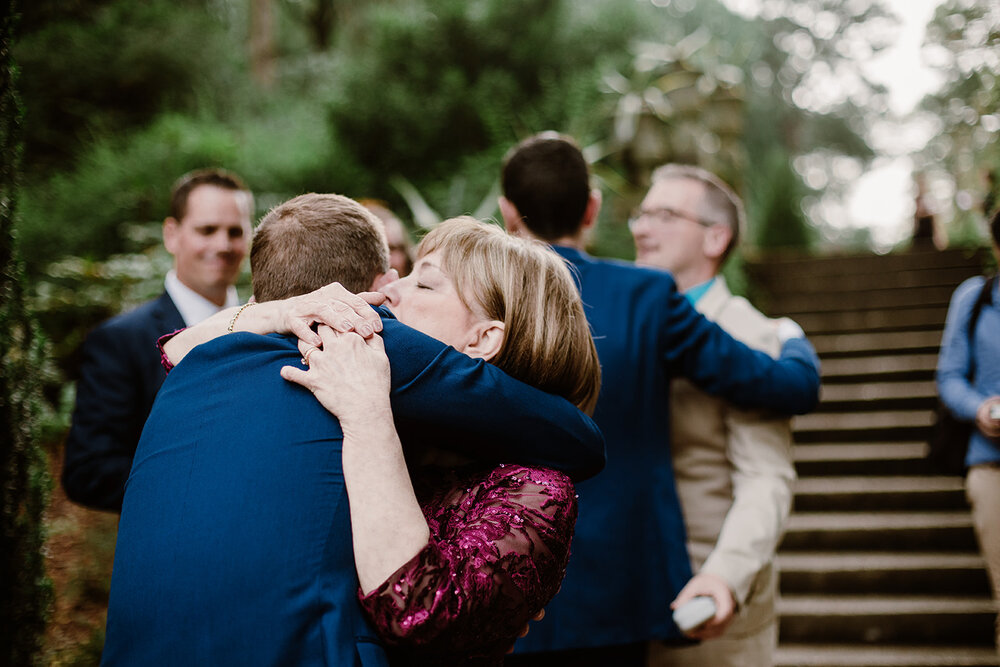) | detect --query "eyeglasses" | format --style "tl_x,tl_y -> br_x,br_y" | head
628,206 -> 718,229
